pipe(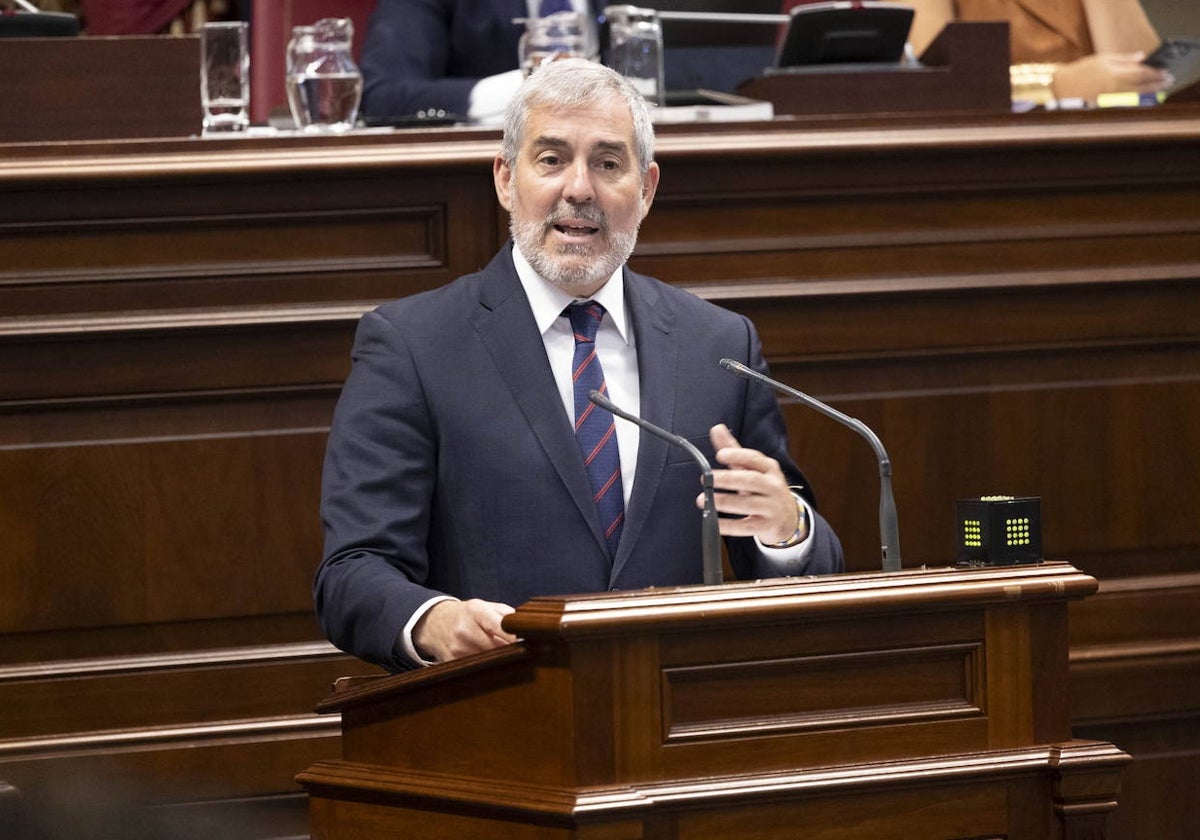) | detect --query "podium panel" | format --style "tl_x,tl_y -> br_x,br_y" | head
299,564 -> 1128,839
